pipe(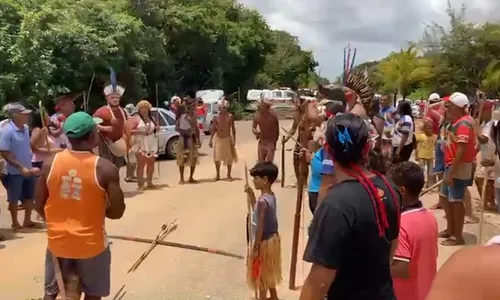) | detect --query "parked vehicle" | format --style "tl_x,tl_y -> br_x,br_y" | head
196,90 -> 224,135
200,98 -> 219,135
150,107 -> 203,159
247,88 -> 297,110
